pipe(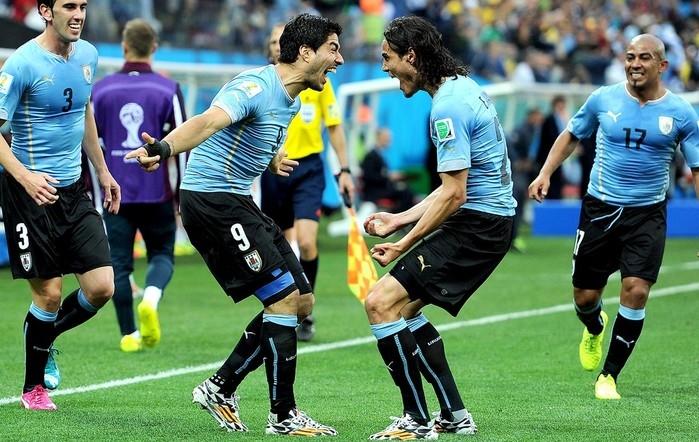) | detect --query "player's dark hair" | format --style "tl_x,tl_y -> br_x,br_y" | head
278,14 -> 342,64
37,0 -> 56,11
123,19 -> 157,58
384,16 -> 469,89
